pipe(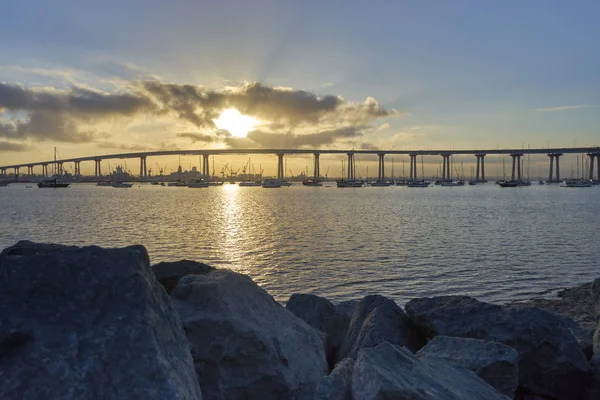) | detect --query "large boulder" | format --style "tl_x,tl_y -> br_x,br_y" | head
0,241 -> 202,400
286,294 -> 350,367
417,336 -> 519,398
315,358 -> 354,400
338,295 -> 425,361
591,279 -> 600,354
351,342 -> 508,400
172,269 -> 328,400
405,296 -> 590,400
152,260 -> 214,293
